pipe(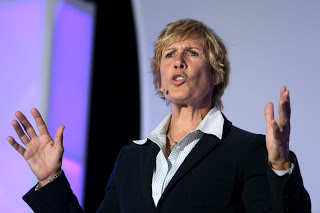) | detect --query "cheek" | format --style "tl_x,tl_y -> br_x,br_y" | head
159,64 -> 170,83
193,64 -> 211,82
158,72 -> 167,90
192,67 -> 214,91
